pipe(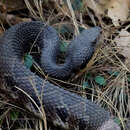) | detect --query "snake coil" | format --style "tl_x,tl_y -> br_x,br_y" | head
0,21 -> 120,130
